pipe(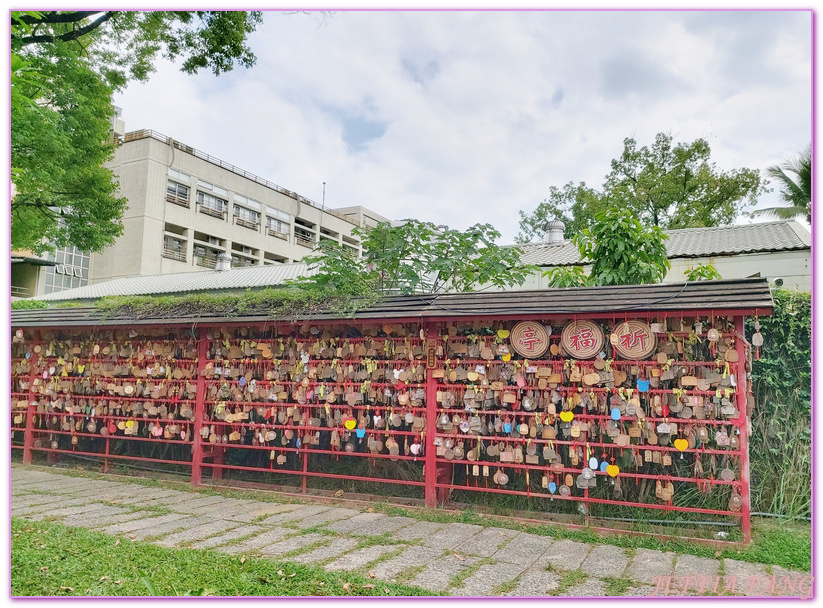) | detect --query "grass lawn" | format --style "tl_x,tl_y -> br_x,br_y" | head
10,518 -> 437,597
